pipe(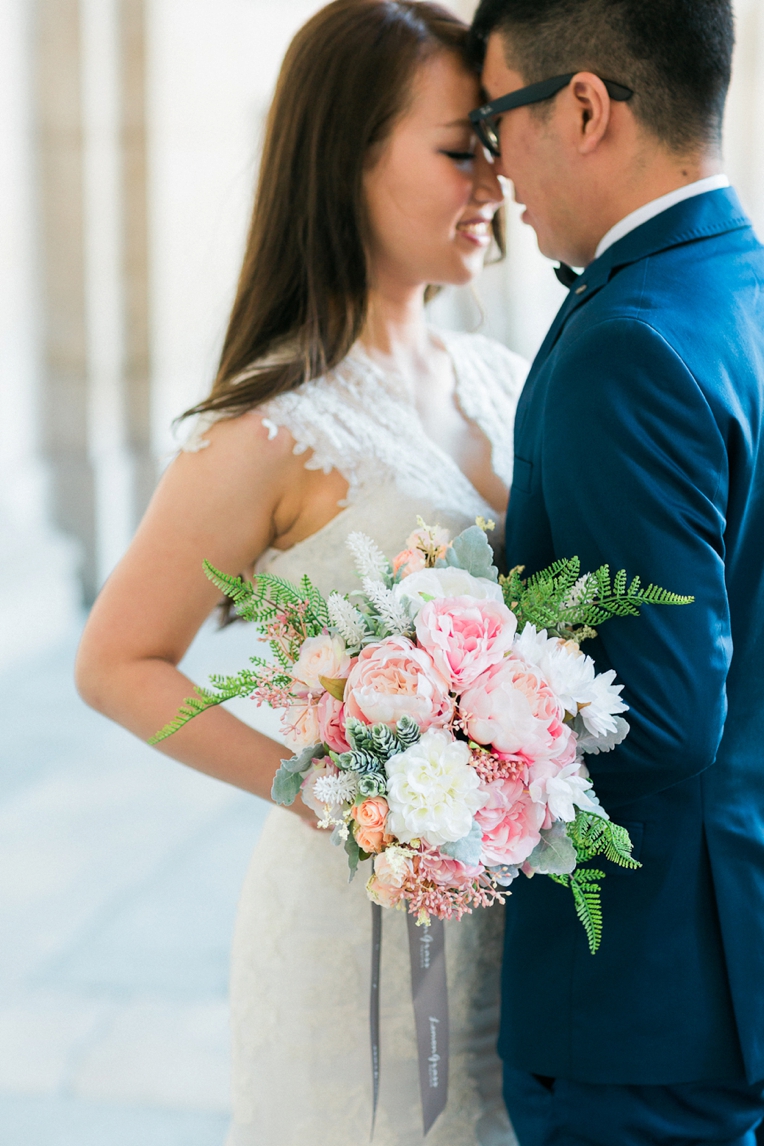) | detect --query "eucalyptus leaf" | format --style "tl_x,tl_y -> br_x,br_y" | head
271,766 -> 305,807
441,819 -> 484,865
280,742 -> 326,773
526,822 -> 577,875
444,525 -> 498,582
345,832 -> 361,881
